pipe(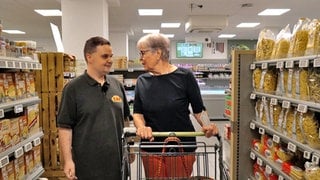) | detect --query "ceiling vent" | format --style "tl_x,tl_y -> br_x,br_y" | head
185,15 -> 228,33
